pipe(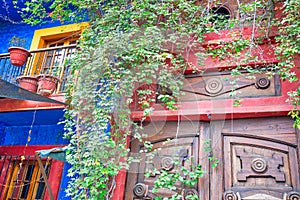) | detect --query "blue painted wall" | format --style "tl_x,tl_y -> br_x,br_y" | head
0,109 -> 70,199
0,124 -> 66,145
0,21 -> 62,54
